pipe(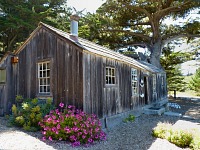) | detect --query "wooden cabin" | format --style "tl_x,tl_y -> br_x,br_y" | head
0,17 -> 168,119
